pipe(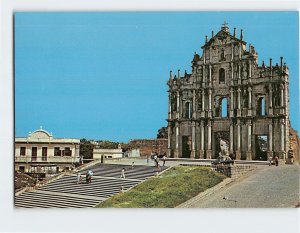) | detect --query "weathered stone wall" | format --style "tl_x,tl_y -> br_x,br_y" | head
130,139 -> 168,156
